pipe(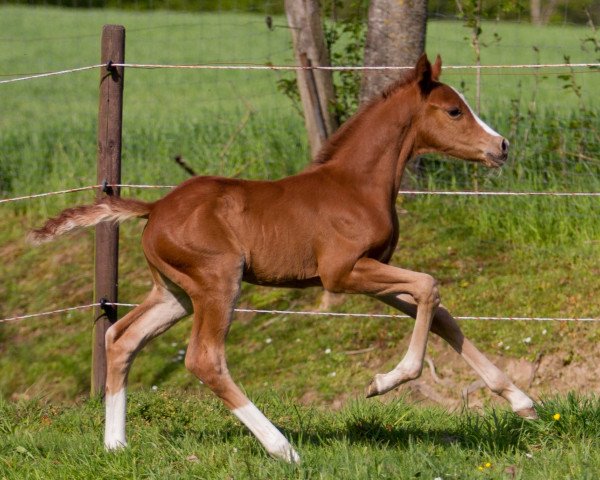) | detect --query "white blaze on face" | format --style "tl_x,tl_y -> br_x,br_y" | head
450,87 -> 501,137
